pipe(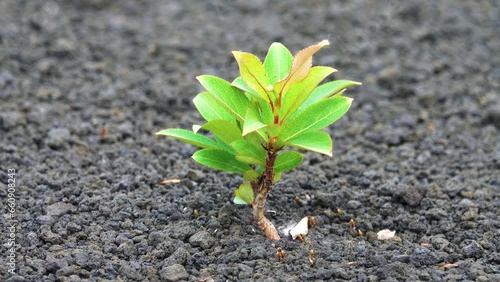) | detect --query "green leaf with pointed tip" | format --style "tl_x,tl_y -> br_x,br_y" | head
201,119 -> 242,144
192,149 -> 251,174
197,75 -> 250,121
273,172 -> 282,183
256,128 -> 271,143
244,131 -> 263,149
192,124 -> 202,133
331,88 -> 346,98
243,170 -> 259,181
264,42 -> 293,85
280,66 -> 337,122
299,80 -> 362,111
256,166 -> 263,174
235,155 -> 265,166
264,125 -> 281,146
234,182 -> 254,205
258,98 -> 274,125
279,96 -> 353,142
274,151 -> 303,173
242,109 -> 268,136
285,131 -> 333,156
156,129 -> 223,150
213,135 -> 237,155
233,139 -> 266,159
233,51 -> 274,103
231,139 -> 266,167
193,92 -> 235,122
233,197 -> 248,205
232,76 -> 259,98
266,124 -> 281,138
256,128 -> 270,143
